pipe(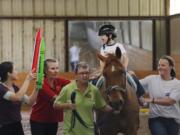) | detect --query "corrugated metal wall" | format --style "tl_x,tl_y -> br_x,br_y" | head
0,0 -> 165,16
0,20 -> 65,71
171,16 -> 180,77
0,0 -> 166,71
